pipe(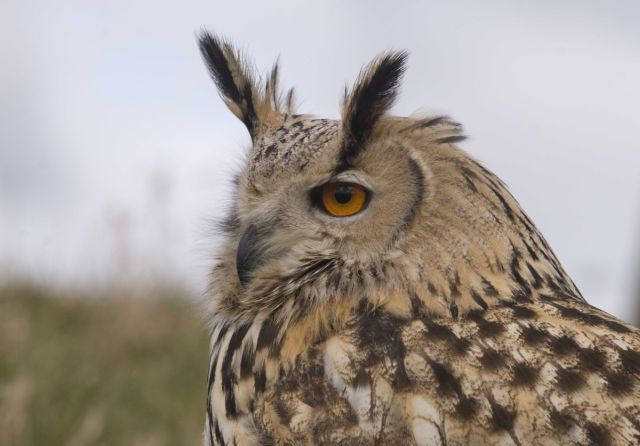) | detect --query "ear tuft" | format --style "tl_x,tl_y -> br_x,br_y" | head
284,88 -> 296,117
198,32 -> 258,137
340,51 -> 408,166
